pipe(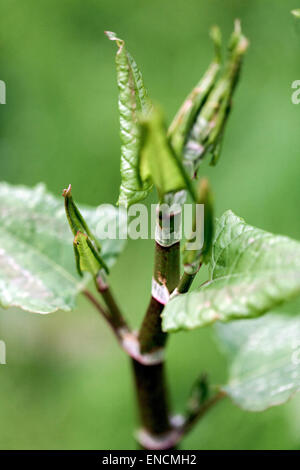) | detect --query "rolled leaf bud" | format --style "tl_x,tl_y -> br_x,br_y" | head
184,20 -> 249,175
63,185 -> 108,276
